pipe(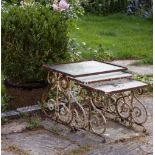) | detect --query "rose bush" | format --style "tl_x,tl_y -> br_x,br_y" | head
2,2 -> 75,84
